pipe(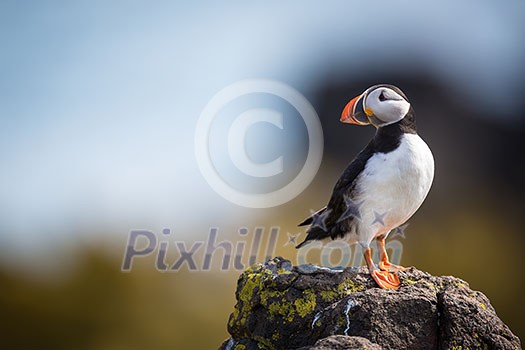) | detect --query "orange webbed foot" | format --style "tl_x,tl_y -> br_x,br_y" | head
363,246 -> 401,289
370,269 -> 400,289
